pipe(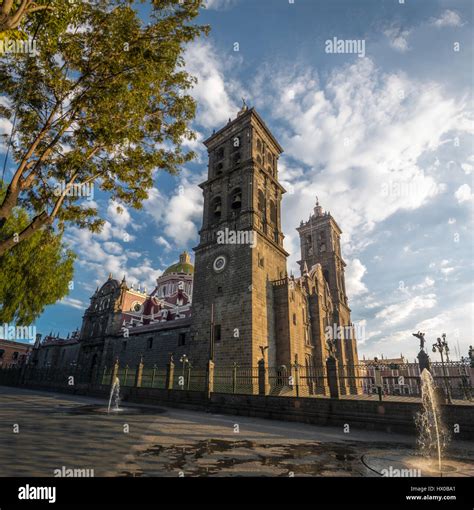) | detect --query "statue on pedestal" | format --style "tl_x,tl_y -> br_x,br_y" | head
413,331 -> 430,372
